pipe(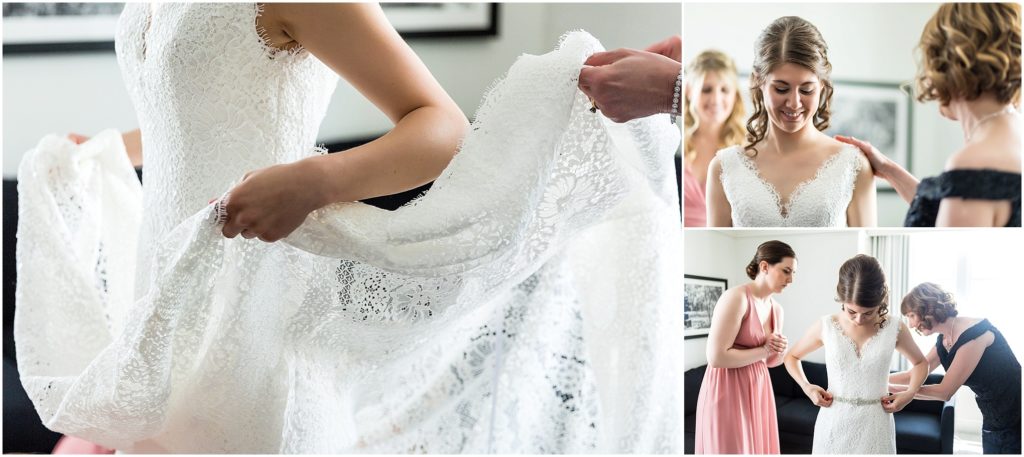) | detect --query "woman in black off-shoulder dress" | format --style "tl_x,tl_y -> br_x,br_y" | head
837,3 -> 1022,227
